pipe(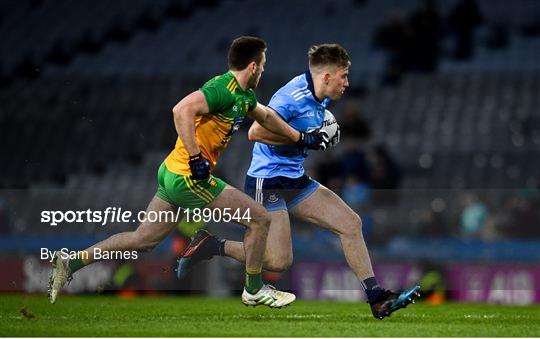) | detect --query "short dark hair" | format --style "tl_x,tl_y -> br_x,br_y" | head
228,36 -> 267,70
308,44 -> 351,69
